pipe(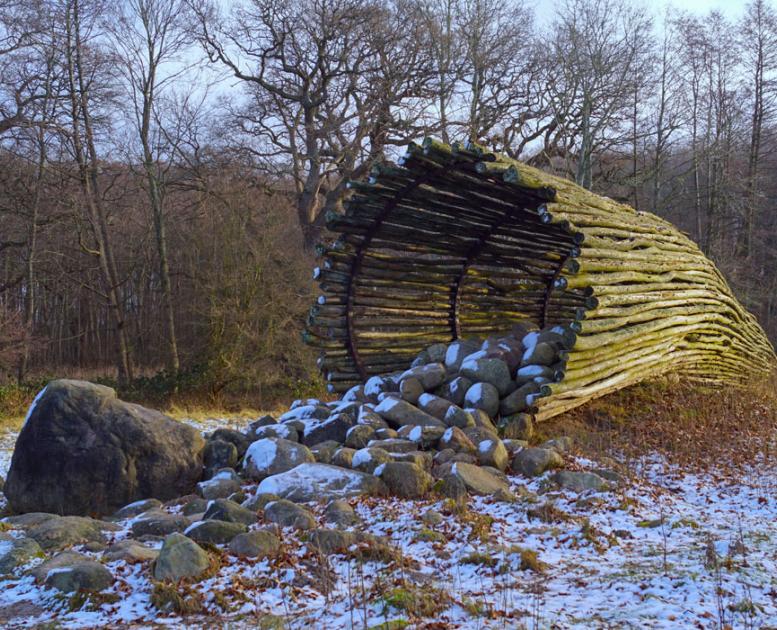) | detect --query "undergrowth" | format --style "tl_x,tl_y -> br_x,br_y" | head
540,373 -> 777,476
